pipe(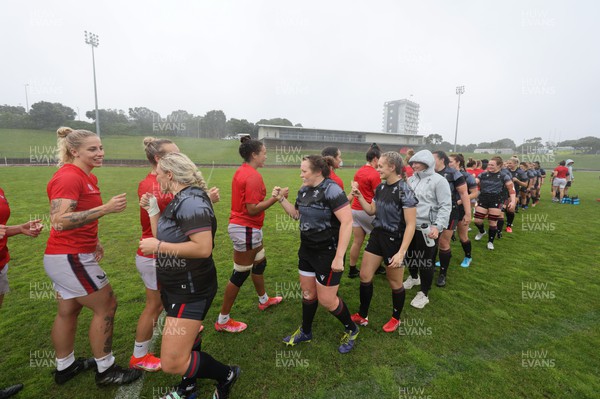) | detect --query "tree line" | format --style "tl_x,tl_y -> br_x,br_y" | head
0,102 -> 302,139
1,102 -> 597,153
424,134 -> 600,154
